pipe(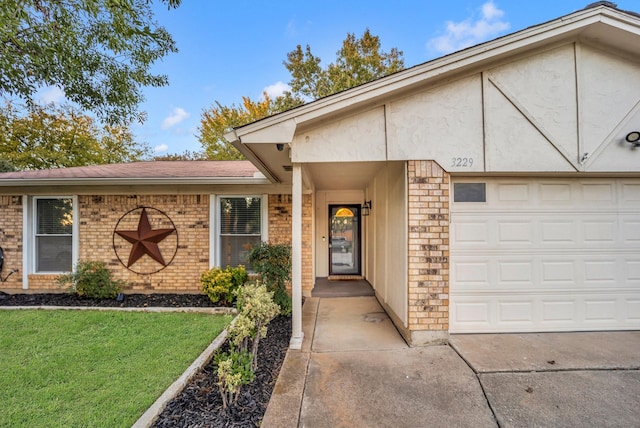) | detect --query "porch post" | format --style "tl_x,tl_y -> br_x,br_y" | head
289,163 -> 304,349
